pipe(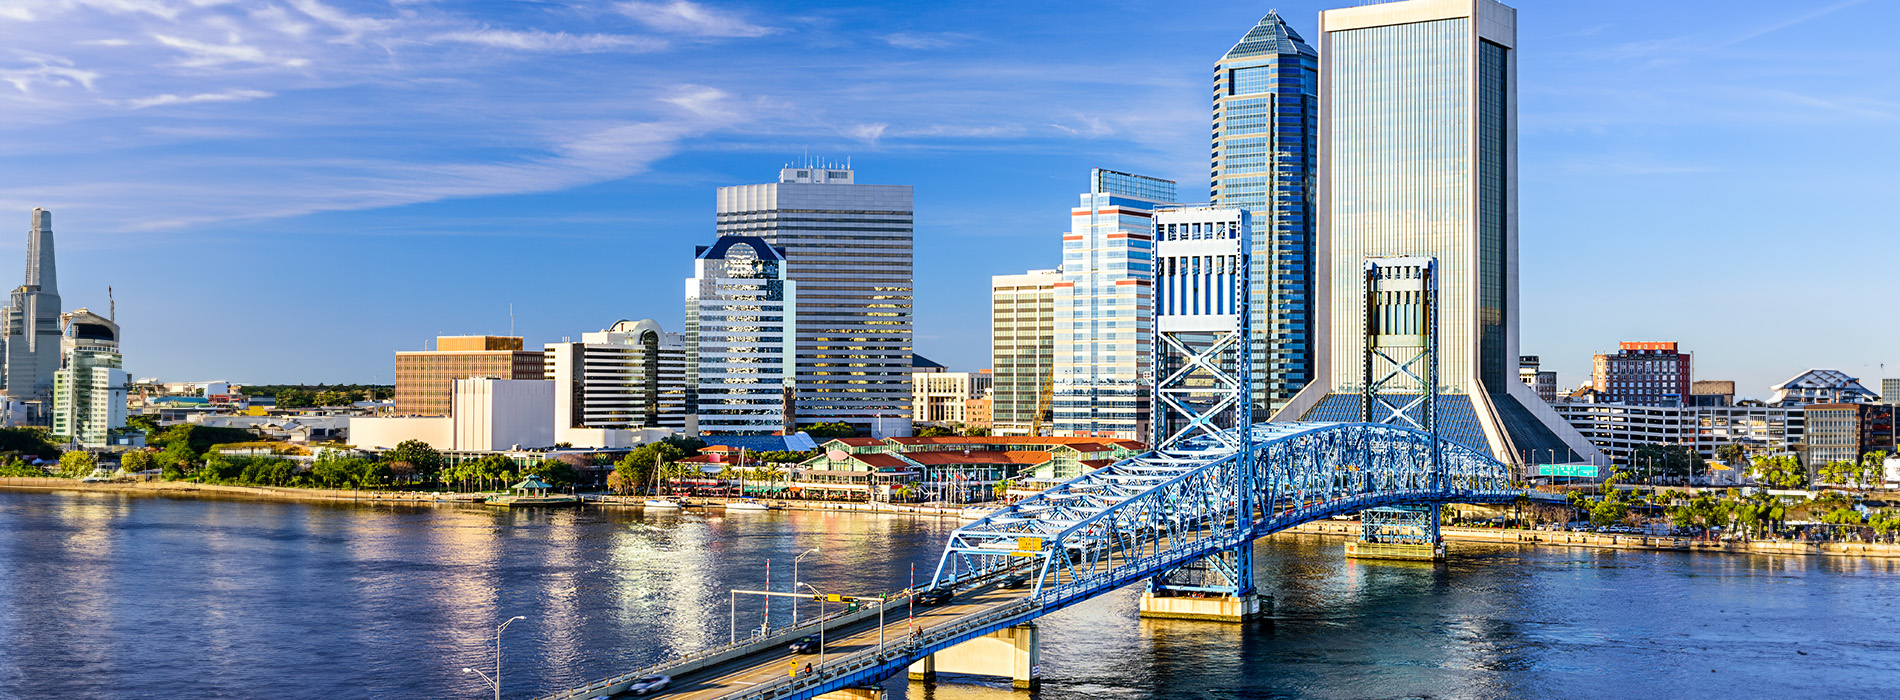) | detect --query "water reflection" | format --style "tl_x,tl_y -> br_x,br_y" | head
1,492 -> 1896,699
